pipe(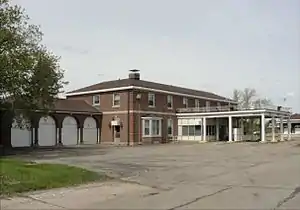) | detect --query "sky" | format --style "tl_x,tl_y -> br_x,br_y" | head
12,0 -> 300,112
